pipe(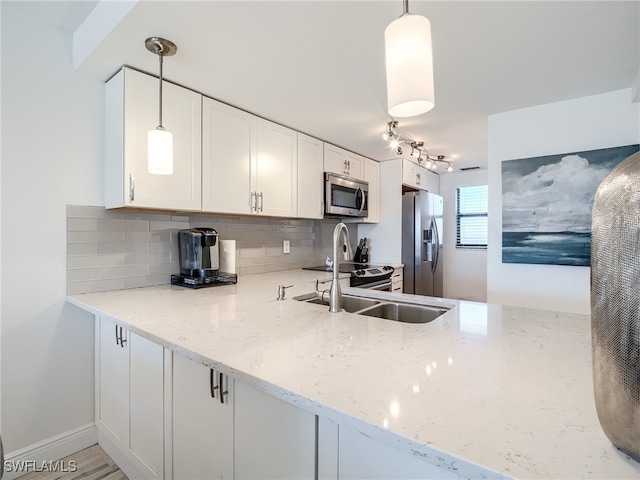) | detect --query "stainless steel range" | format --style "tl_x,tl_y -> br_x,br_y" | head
303,263 -> 394,290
